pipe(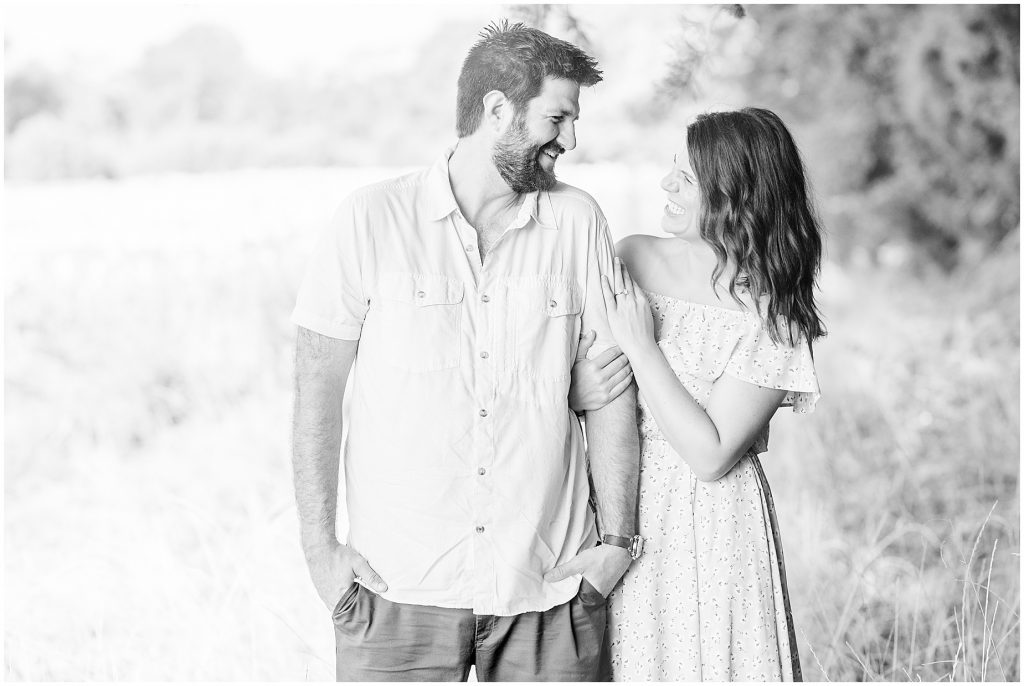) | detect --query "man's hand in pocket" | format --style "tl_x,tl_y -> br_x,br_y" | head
543,544 -> 631,597
305,541 -> 388,610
